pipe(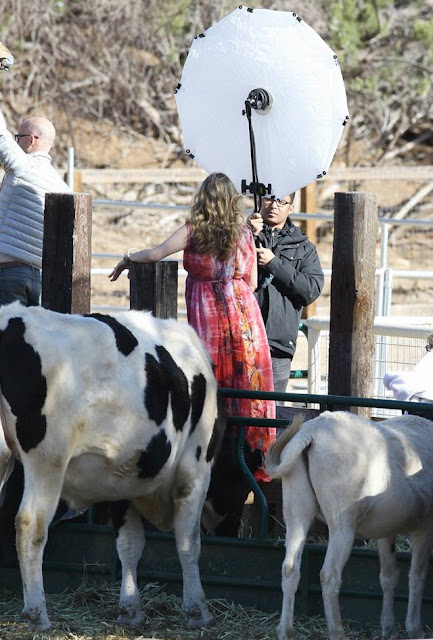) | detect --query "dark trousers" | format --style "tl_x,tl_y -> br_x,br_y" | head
0,264 -> 41,306
271,355 -> 292,401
